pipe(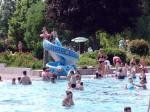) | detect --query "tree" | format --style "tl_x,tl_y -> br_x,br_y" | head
0,0 -> 16,38
24,1 -> 46,49
133,0 -> 150,40
8,0 -> 40,45
46,0 -> 143,50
